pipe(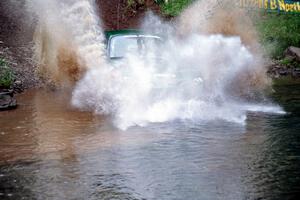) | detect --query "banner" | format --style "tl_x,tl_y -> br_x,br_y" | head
240,0 -> 300,12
